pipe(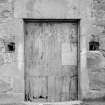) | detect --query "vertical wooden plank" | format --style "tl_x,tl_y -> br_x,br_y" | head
56,76 -> 70,102
41,76 -> 48,99
48,76 -> 56,102
69,73 -> 78,100
55,76 -> 63,102
28,76 -> 48,101
62,76 -> 70,101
